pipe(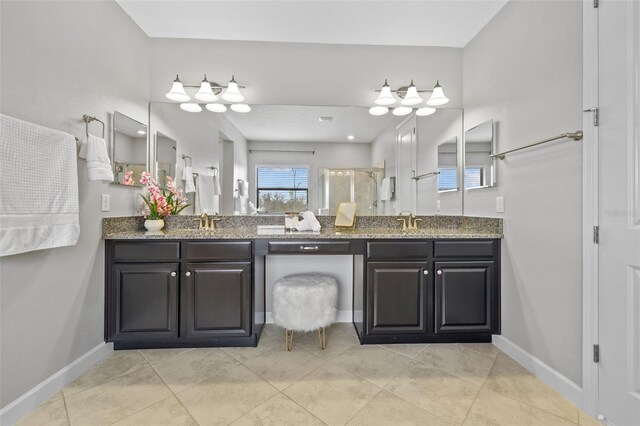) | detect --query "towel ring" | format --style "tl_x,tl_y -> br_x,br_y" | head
83,114 -> 105,138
